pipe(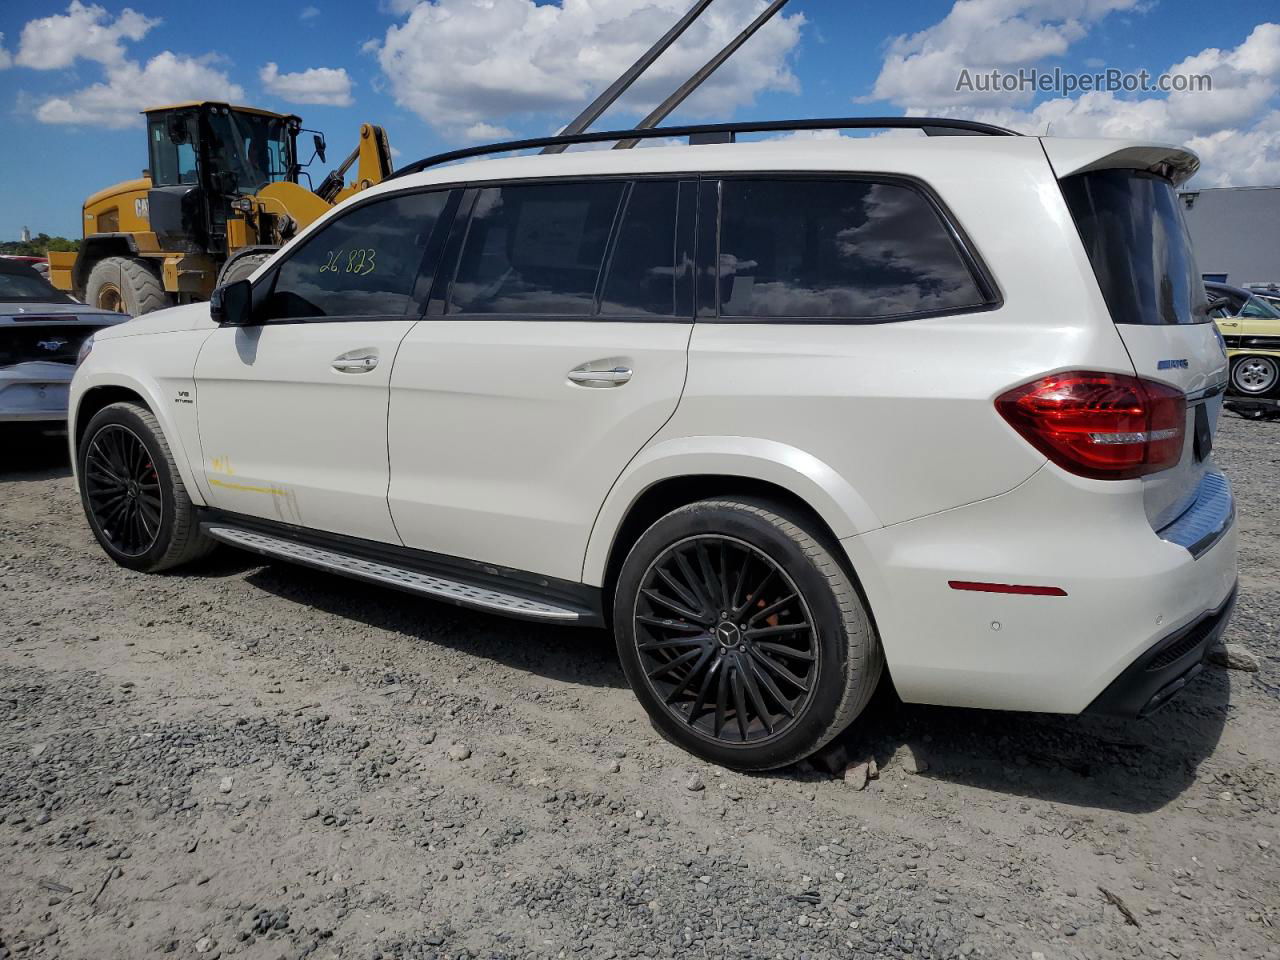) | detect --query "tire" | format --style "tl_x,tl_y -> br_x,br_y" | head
217,252 -> 272,287
1230,354 -> 1280,396
613,498 -> 883,770
85,257 -> 170,316
77,401 -> 214,572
